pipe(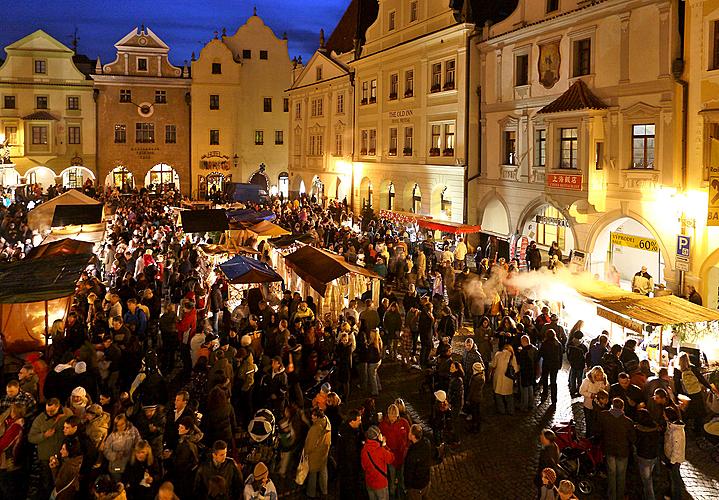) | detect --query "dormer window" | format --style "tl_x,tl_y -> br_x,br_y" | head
137,57 -> 148,71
